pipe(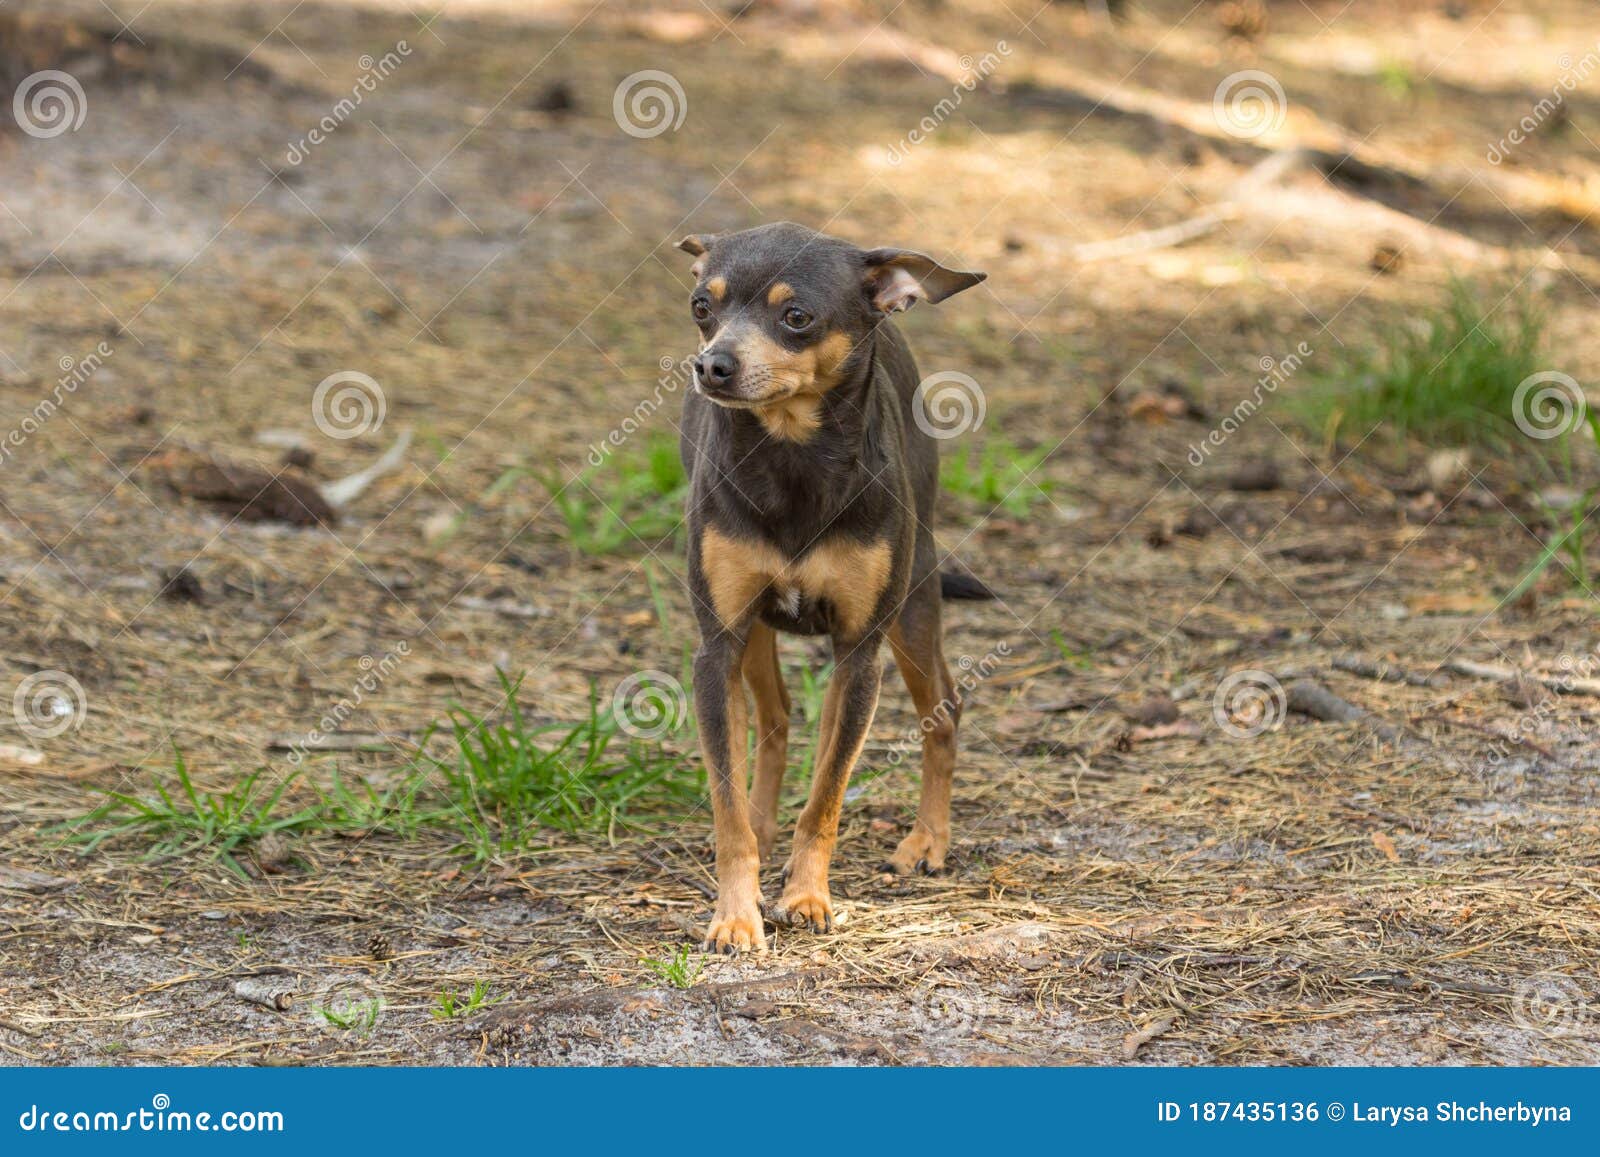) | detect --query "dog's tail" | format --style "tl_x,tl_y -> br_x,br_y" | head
939,570 -> 996,601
